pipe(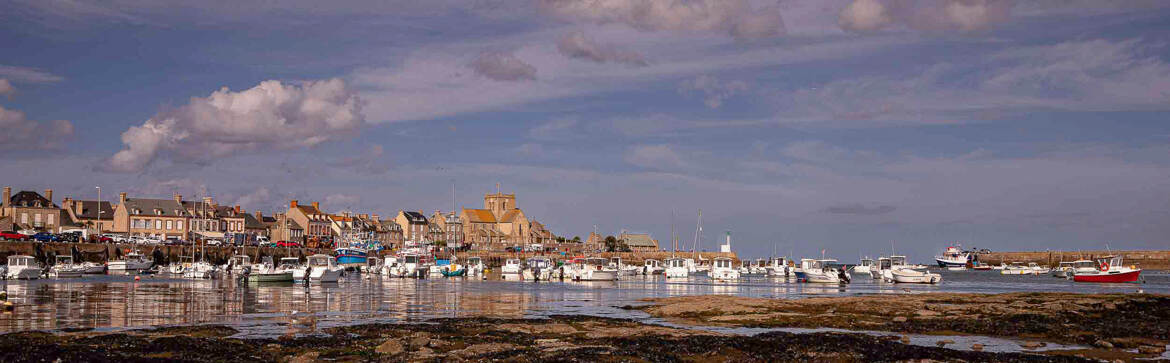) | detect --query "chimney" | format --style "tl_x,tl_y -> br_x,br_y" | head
45,189 -> 53,204
173,193 -> 182,204
1,187 -> 8,209
255,211 -> 263,220
119,192 -> 127,205
75,200 -> 83,213
290,200 -> 298,208
235,205 -> 241,214
311,201 -> 319,210
372,214 -> 380,221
